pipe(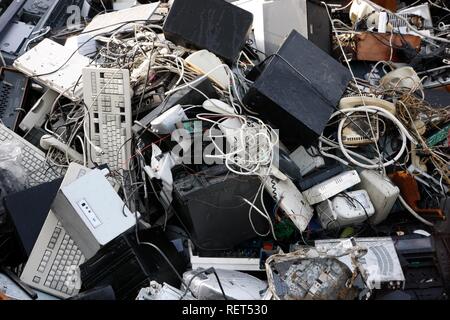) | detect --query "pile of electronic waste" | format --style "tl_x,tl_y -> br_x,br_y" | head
0,0 -> 449,301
